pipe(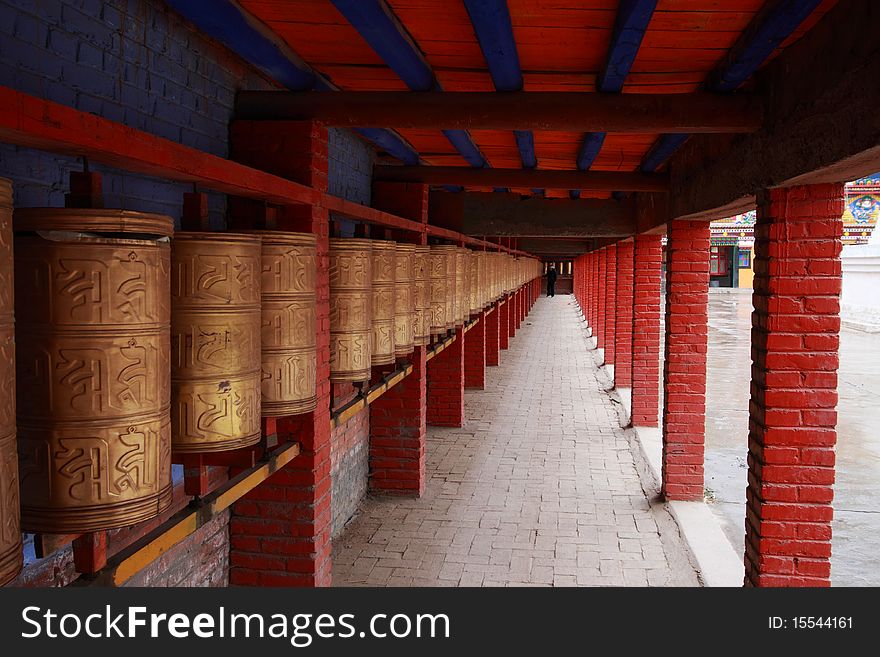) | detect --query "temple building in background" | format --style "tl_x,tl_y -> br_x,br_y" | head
708,175 -> 880,288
